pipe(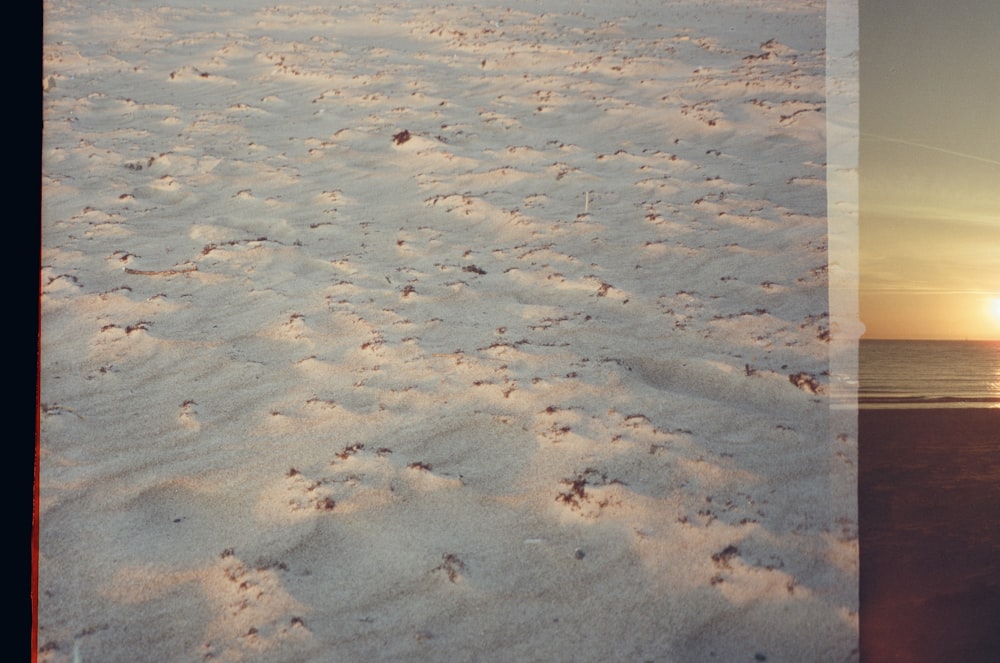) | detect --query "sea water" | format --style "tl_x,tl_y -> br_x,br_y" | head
859,339 -> 1000,409
859,340 -> 1000,658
